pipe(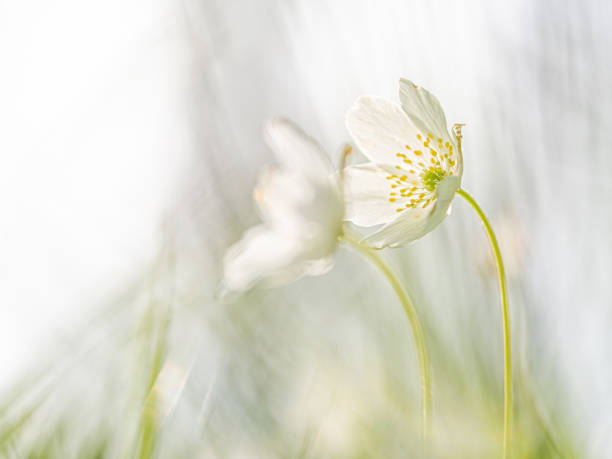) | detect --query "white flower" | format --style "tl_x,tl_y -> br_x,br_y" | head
342,79 -> 464,248
220,118 -> 343,298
